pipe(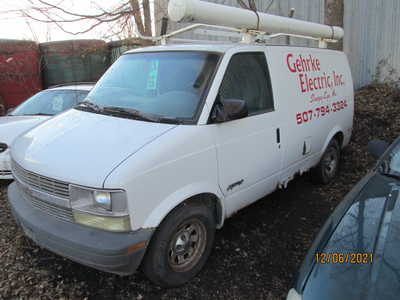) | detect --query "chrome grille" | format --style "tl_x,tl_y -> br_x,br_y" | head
0,170 -> 11,176
11,161 -> 70,199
